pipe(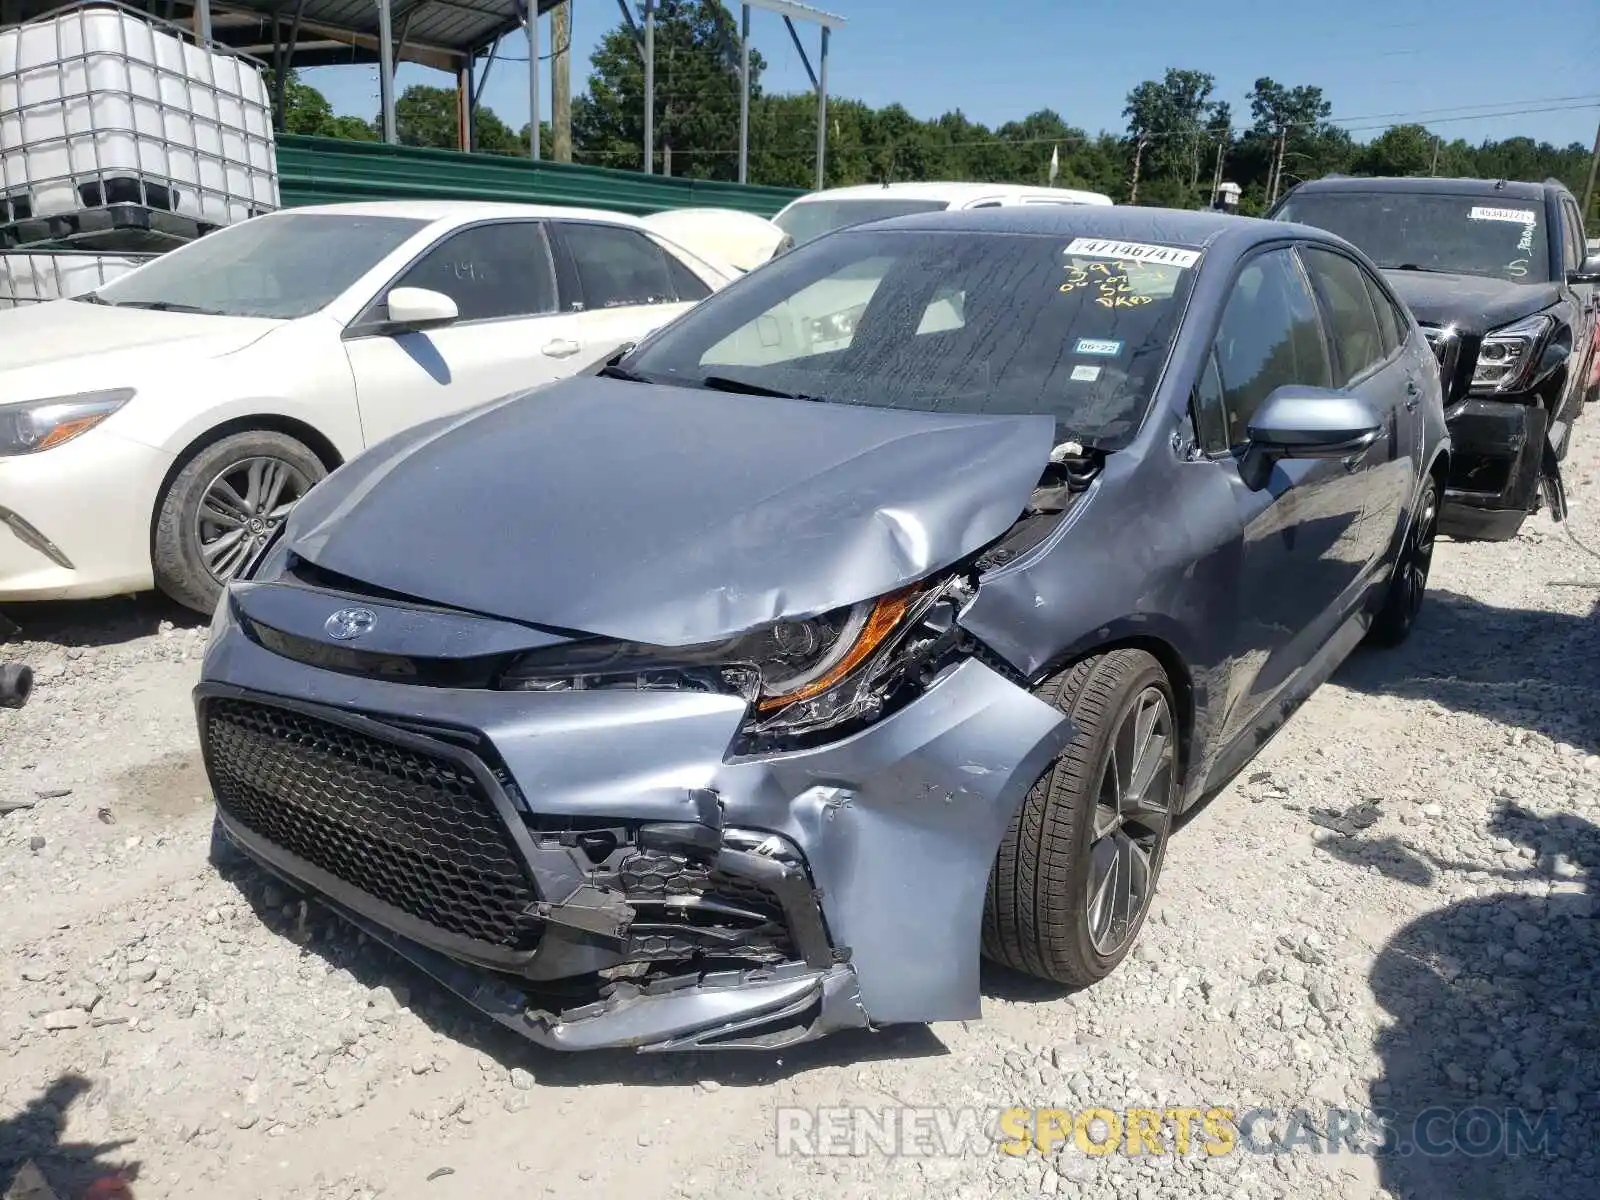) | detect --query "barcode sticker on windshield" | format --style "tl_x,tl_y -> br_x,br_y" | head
1063,238 -> 1201,269
1070,365 -> 1102,382
1468,206 -> 1537,224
